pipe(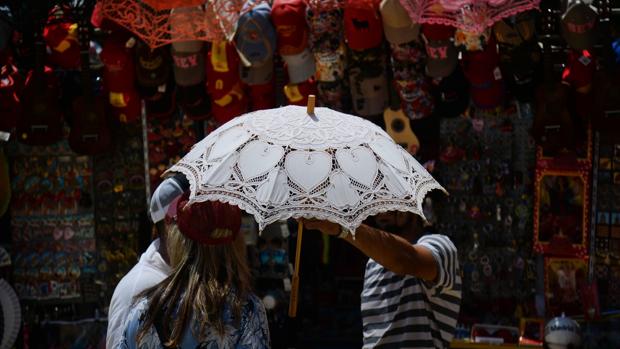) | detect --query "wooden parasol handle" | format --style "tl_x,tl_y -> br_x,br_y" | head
307,95 -> 316,114
288,220 -> 303,317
